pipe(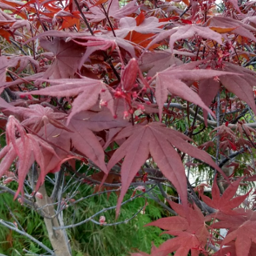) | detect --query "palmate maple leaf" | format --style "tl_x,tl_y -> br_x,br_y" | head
0,108 -> 127,197
211,209 -> 256,256
70,37 -> 116,69
85,0 -> 139,23
146,201 -> 209,256
71,108 -> 128,132
0,56 -> 38,90
202,178 -> 250,217
221,215 -> 256,256
23,77 -> 114,123
38,109 -> 128,174
107,122 -> 227,216
203,179 -> 254,256
206,16 -> 256,42
0,116 -> 61,198
198,61 -> 256,119
1,106 -> 128,195
39,37 -> 86,79
115,16 -> 169,38
220,62 -> 256,115
147,24 -> 223,52
139,50 -> 182,77
153,63 -> 234,121
214,241 -> 256,256
68,34 -> 137,68
26,30 -> 136,68
8,104 -> 68,133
